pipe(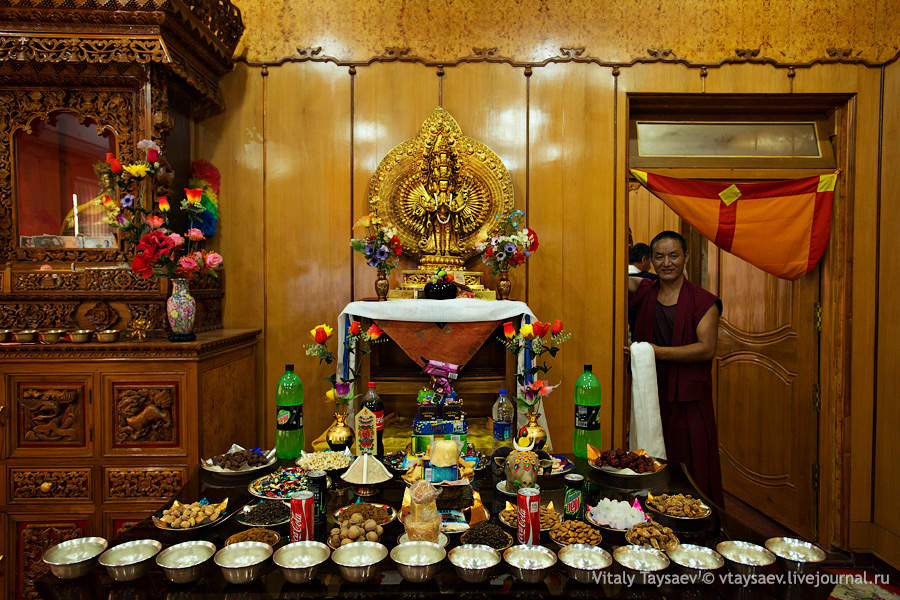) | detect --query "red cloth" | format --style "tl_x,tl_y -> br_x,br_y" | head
629,278 -> 724,506
374,320 -> 499,370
